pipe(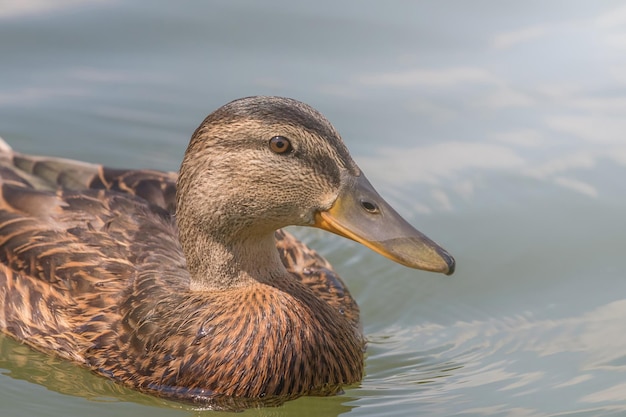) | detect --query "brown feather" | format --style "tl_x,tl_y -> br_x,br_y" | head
0,97 -> 366,409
